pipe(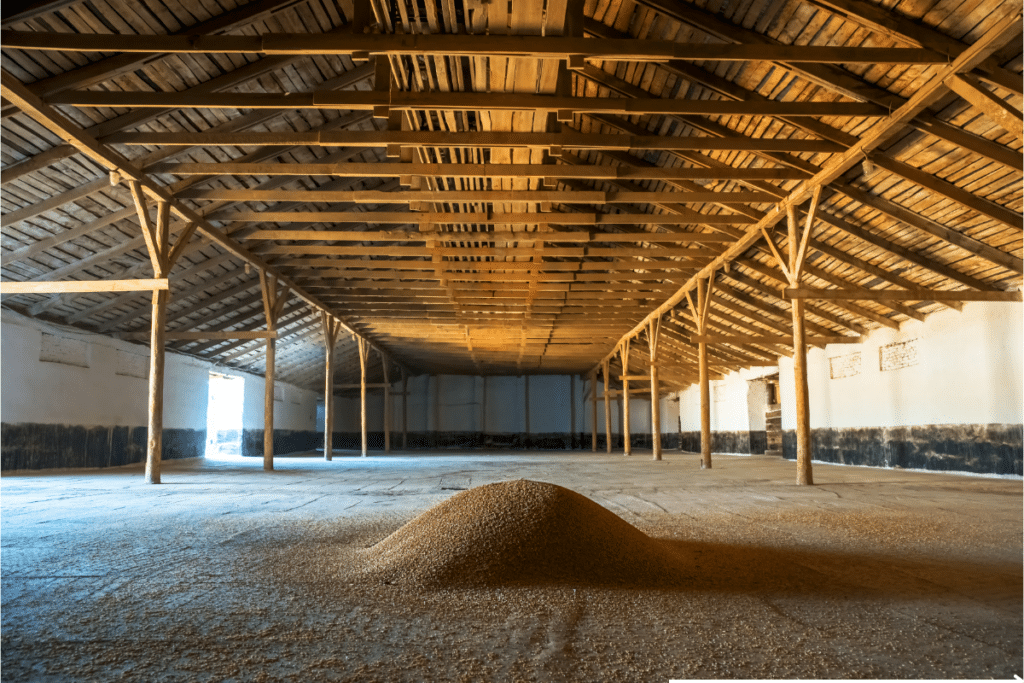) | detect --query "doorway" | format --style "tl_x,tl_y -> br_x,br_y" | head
205,372 -> 244,460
